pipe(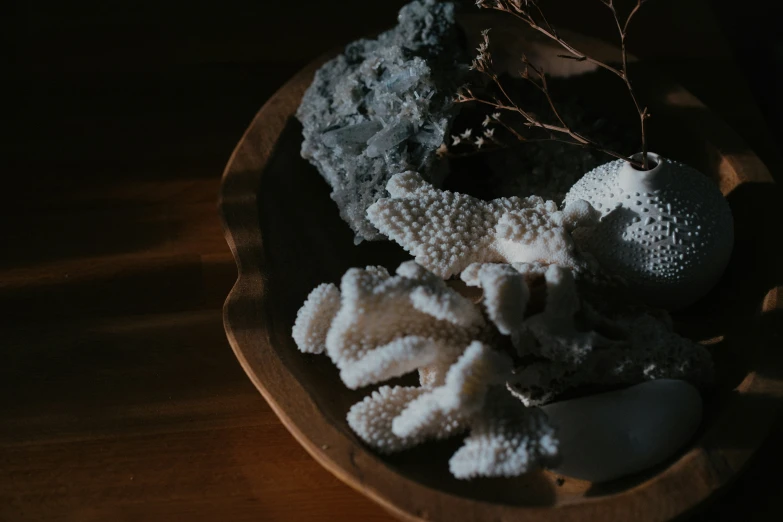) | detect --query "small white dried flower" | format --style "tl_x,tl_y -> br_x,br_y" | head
451,135 -> 461,146
475,137 -> 485,149
484,128 -> 495,138
460,129 -> 473,139
478,29 -> 491,53
492,112 -> 501,120
482,115 -> 492,127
